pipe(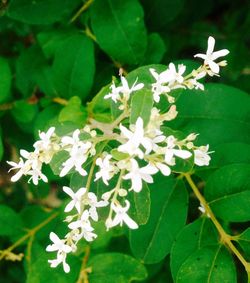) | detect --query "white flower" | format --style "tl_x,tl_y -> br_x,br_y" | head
187,78 -> 204,90
118,117 -> 152,158
123,159 -> 157,192
61,129 -> 82,150
104,76 -> 144,102
155,162 -> 171,176
33,127 -> 56,152
95,154 -> 116,185
119,76 -> 144,100
46,232 -> 72,273
150,68 -> 171,103
194,36 -> 229,73
167,63 -> 186,85
83,192 -> 108,221
7,158 -> 27,182
164,136 -> 192,165
68,211 -> 97,242
48,252 -> 70,273
194,145 -> 211,166
165,148 -> 192,165
8,150 -> 48,185
108,200 -> 138,229
60,142 -> 91,177
63,186 -> 87,213
46,232 -> 72,254
104,81 -> 121,103
27,166 -> 48,185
